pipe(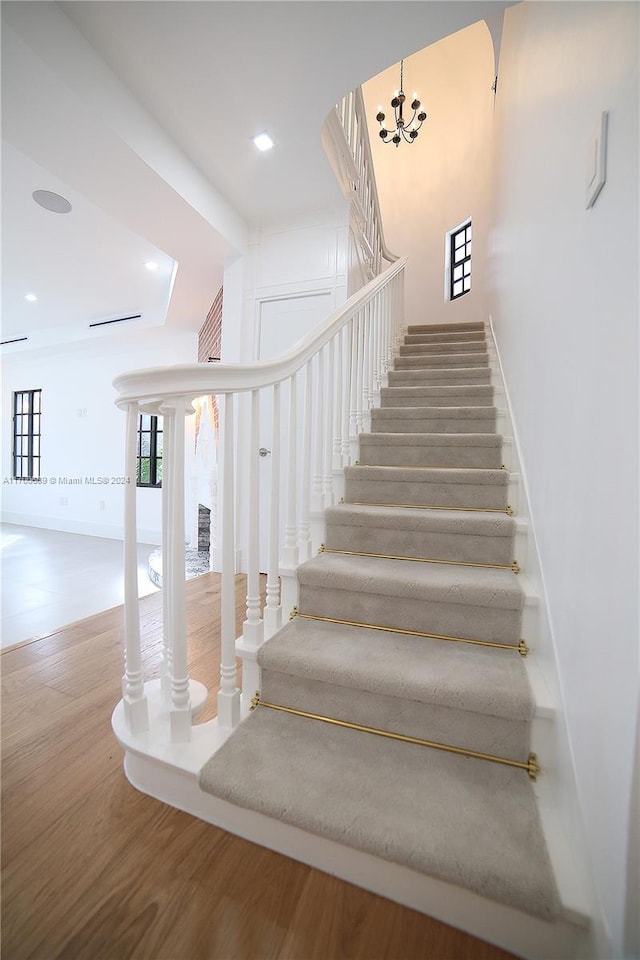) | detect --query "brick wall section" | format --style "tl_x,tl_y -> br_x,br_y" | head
198,286 -> 223,363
